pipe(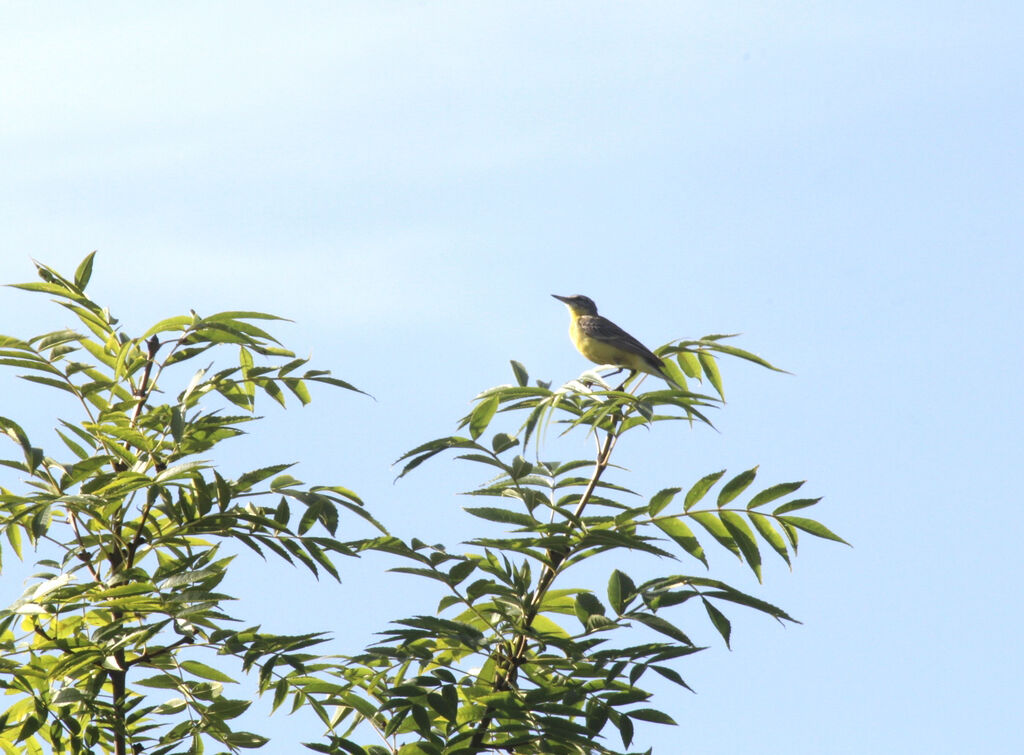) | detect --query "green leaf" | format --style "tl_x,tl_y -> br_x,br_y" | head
698,351 -> 724,399
510,360 -> 529,386
222,731 -> 269,749
648,487 -> 680,517
717,466 -> 758,506
747,480 -> 805,509
468,394 -> 499,440
688,511 -> 739,557
704,341 -> 786,372
677,351 -> 701,379
627,708 -> 676,725
750,512 -> 790,565
142,315 -> 195,338
607,570 -> 634,615
463,507 -> 536,527
702,598 -> 732,648
773,497 -> 822,515
616,712 -> 634,748
73,251 -> 96,290
719,511 -> 762,582
779,515 -> 849,545
627,612 -> 692,644
574,592 -> 607,625
650,664 -> 694,691
684,470 -> 725,511
654,516 -> 707,566
181,660 -> 237,683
